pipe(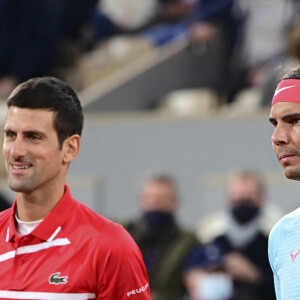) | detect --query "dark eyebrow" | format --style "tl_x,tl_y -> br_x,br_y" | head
282,113 -> 300,119
23,130 -> 46,137
3,128 -> 16,135
269,113 -> 300,124
4,129 -> 46,137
